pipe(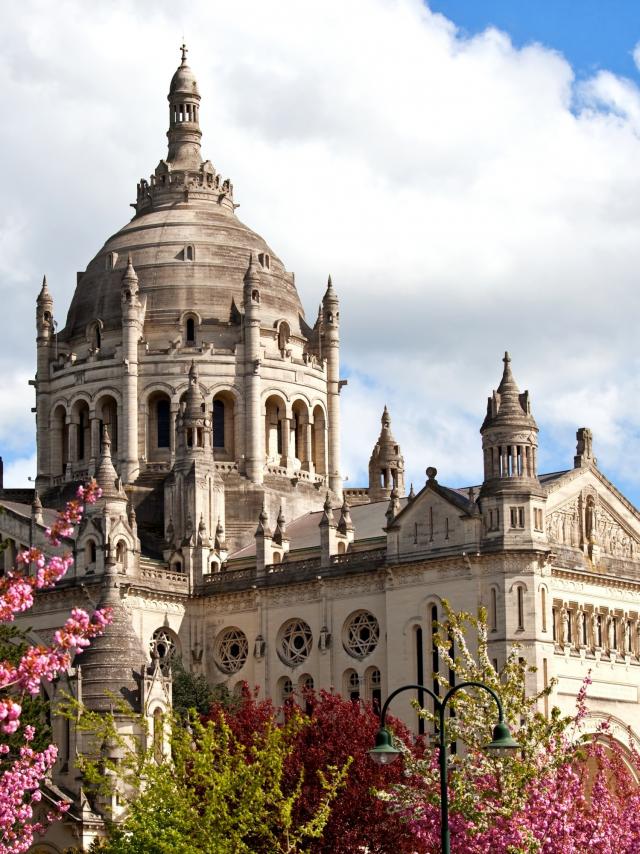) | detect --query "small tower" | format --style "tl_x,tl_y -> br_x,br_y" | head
164,362 -> 224,583
368,406 -> 405,502
35,276 -> 55,491
479,353 -> 545,545
322,276 -> 342,501
175,361 -> 213,462
243,254 -> 264,484
120,256 -> 145,484
166,44 -> 202,170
